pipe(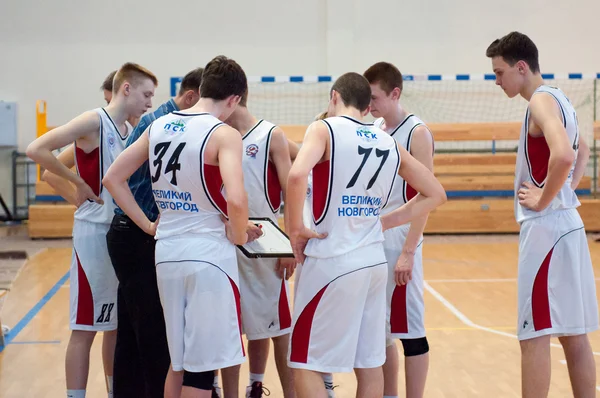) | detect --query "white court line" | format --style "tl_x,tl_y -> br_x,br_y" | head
423,281 -> 600,357
427,278 -> 517,283
426,278 -> 600,283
